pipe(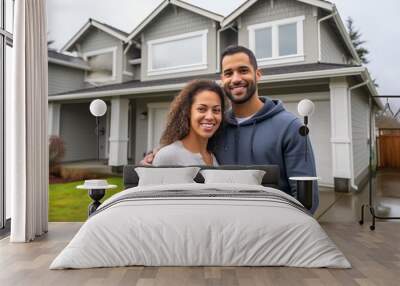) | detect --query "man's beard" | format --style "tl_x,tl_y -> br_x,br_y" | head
224,79 -> 257,104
